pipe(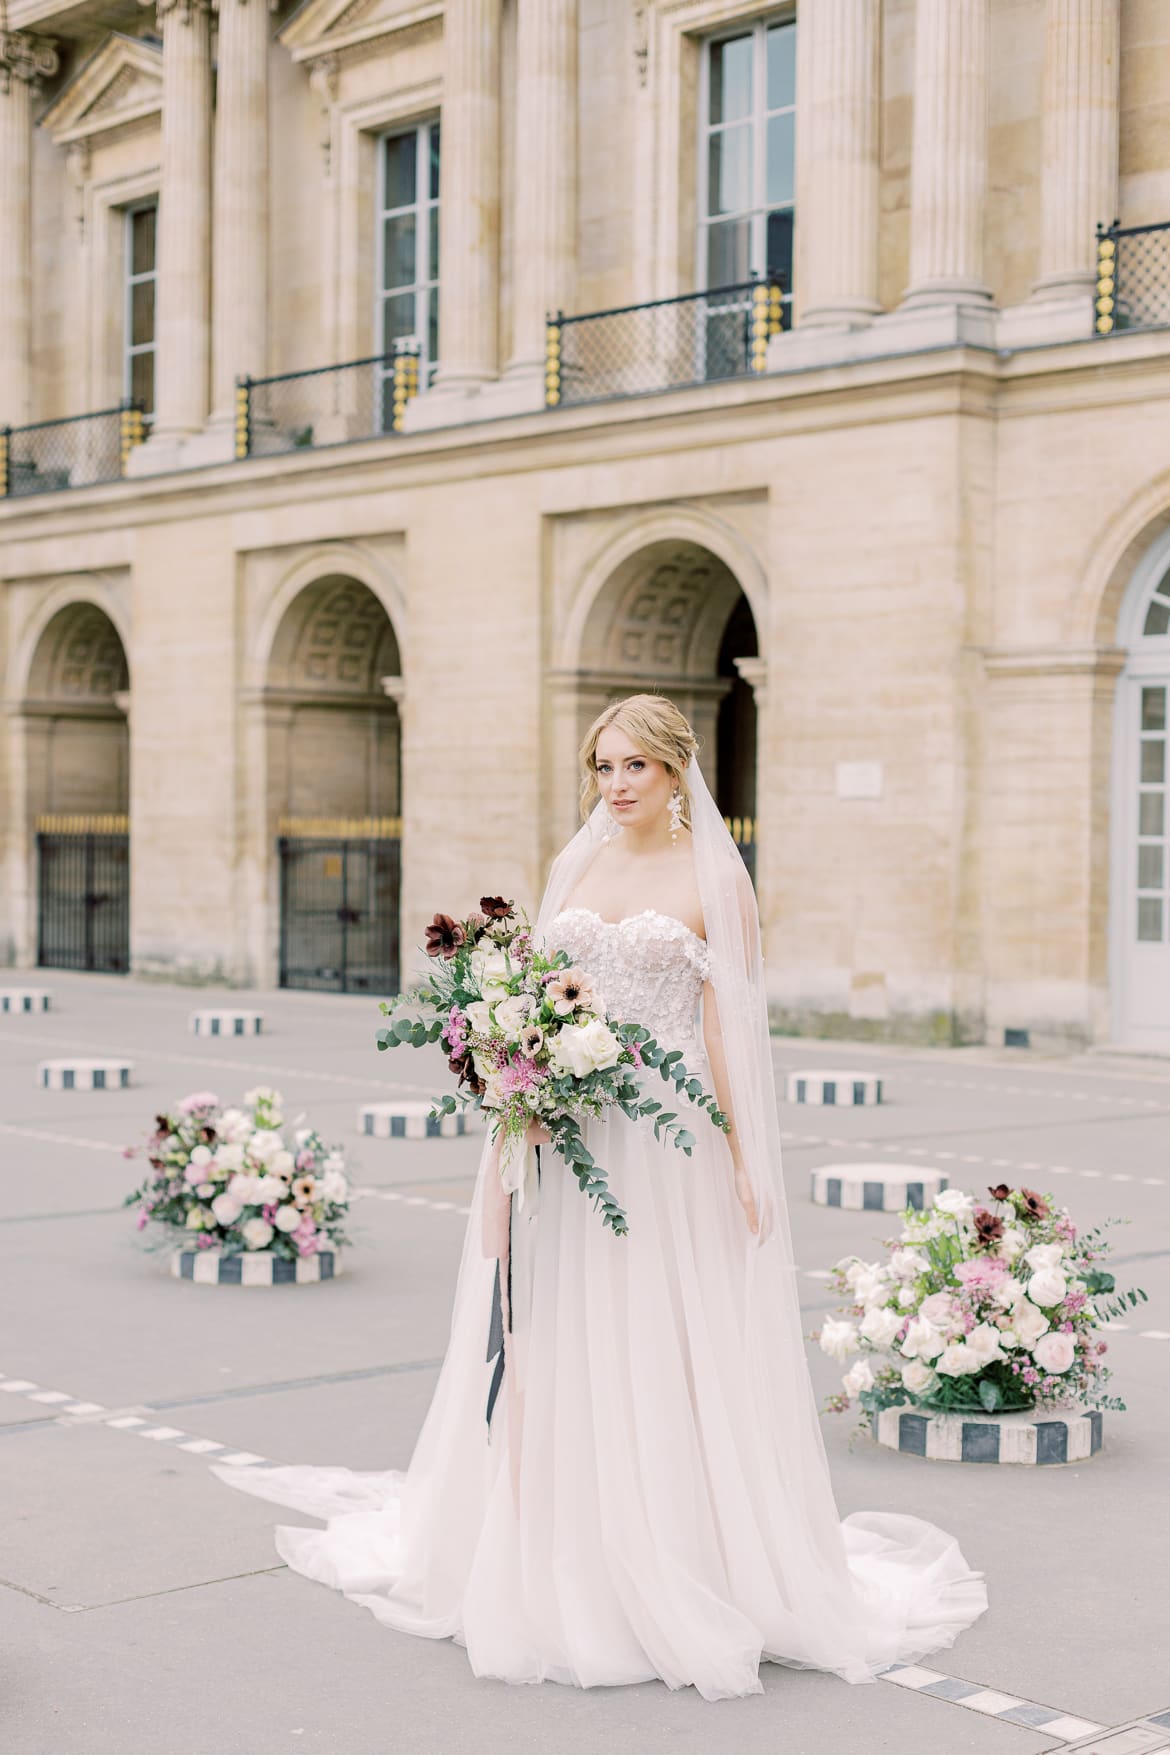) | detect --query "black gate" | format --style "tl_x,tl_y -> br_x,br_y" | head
278,819 -> 401,995
37,816 -> 130,973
